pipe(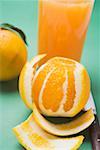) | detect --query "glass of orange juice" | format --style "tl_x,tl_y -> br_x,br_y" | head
38,0 -> 94,62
